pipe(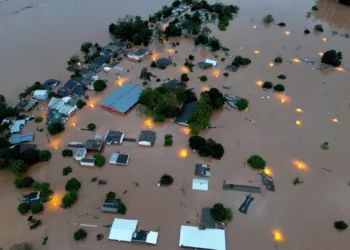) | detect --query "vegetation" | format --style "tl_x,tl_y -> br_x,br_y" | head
71,68 -> 82,78
339,0 -> 350,6
0,95 -> 19,122
164,23 -> 182,37
14,176 -> 35,188
312,5 -> 319,11
96,233 -> 104,241
273,84 -> 285,92
293,177 -> 303,185
93,154 -> 106,167
334,221 -> 348,230
274,55 -> 283,63
211,203 -> 231,222
28,216 -> 42,230
63,166 -> 73,176
18,203 -> 30,215
80,42 -> 93,54
31,182 -> 54,202
93,80 -> 107,91
35,116 -> 43,123
160,174 -> 174,185
223,72 -> 229,77
189,135 -> 207,150
236,98 -> 249,111
188,54 -> 195,60
150,61 -> 157,67
62,190 -> 77,208
314,24 -> 324,32
321,142 -> 329,150
225,208 -> 233,221
221,57 -> 226,62
10,242 -> 33,250
304,29 -> 310,34
62,149 -> 73,157
87,123 -> 96,131
68,55 -> 80,65
189,136 -> 225,159
42,236 -> 48,245
10,160 -> 29,174
232,56 -> 251,66
140,67 -> 154,83
31,202 -> 44,214
164,134 -> 173,147
277,74 -> 286,79
200,75 -> 208,82
74,228 -> 88,241
118,202 -> 127,215
184,60 -> 195,72
321,50 -> 343,66
263,81 -> 273,89
262,14 -> 275,24
278,22 -> 286,27
91,177 -> 98,182
39,150 -> 52,161
77,99 -> 87,109
19,81 -> 42,99
106,191 -> 116,199
181,73 -> 189,82
247,155 -> 266,170
47,122 -> 65,135
65,178 -> 81,192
